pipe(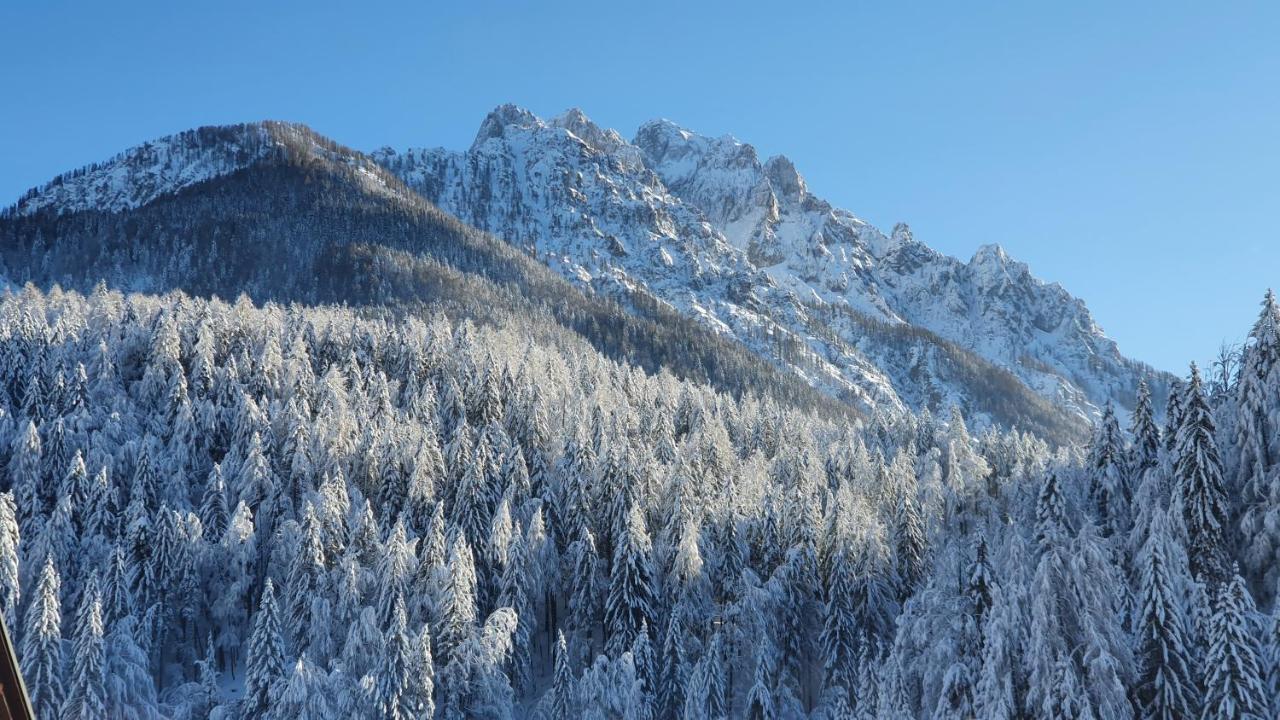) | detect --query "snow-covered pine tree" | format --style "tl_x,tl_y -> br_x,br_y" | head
408,623 -> 436,720
373,596 -> 413,720
285,501 -> 326,655
21,556 -> 63,719
437,535 -> 478,666
270,654 -> 332,720
820,538 -> 860,697
1088,403 -> 1131,538
605,502 -> 656,658
1129,379 -> 1161,483
551,630 -> 574,719
1236,289 -> 1280,599
0,491 -> 19,630
242,578 -> 286,720
1133,510 -> 1199,720
62,576 -> 107,720
200,463 -> 230,541
1175,364 -> 1231,585
1035,471 -> 1069,554
1201,572 -> 1267,720
1164,379 -> 1186,453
